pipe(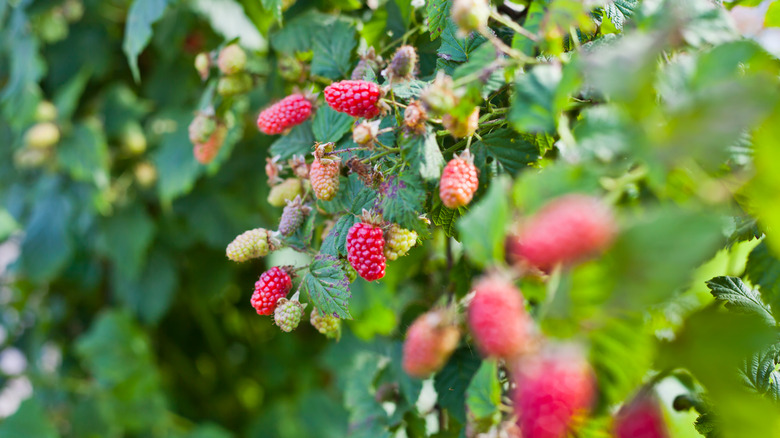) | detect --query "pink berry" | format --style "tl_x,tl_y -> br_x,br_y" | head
467,276 -> 530,359
614,394 -> 670,438
514,346 -> 596,438
323,80 -> 382,119
346,222 -> 386,281
402,309 -> 461,378
507,195 -> 616,271
257,94 -> 313,135
439,150 -> 479,209
250,267 -> 292,315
